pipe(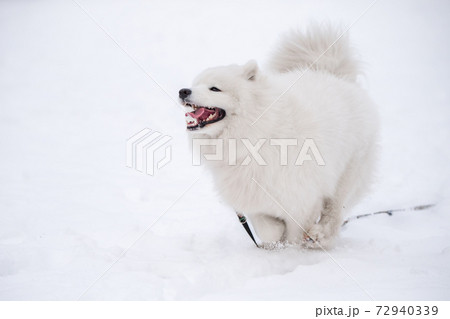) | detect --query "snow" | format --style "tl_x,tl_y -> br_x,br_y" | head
1,0 -> 450,300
